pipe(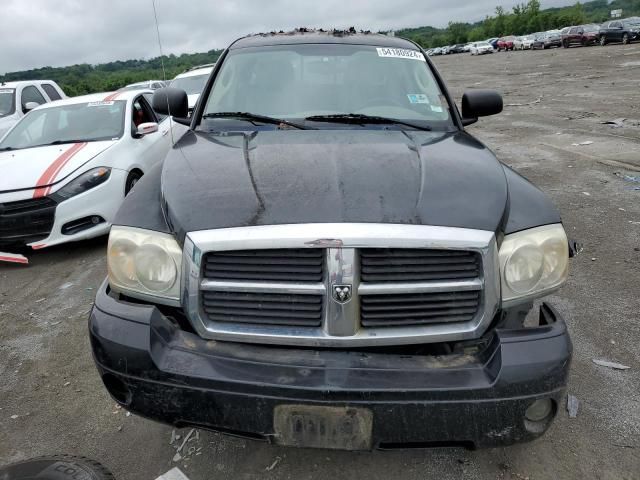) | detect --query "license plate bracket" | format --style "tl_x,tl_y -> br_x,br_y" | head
273,405 -> 373,451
